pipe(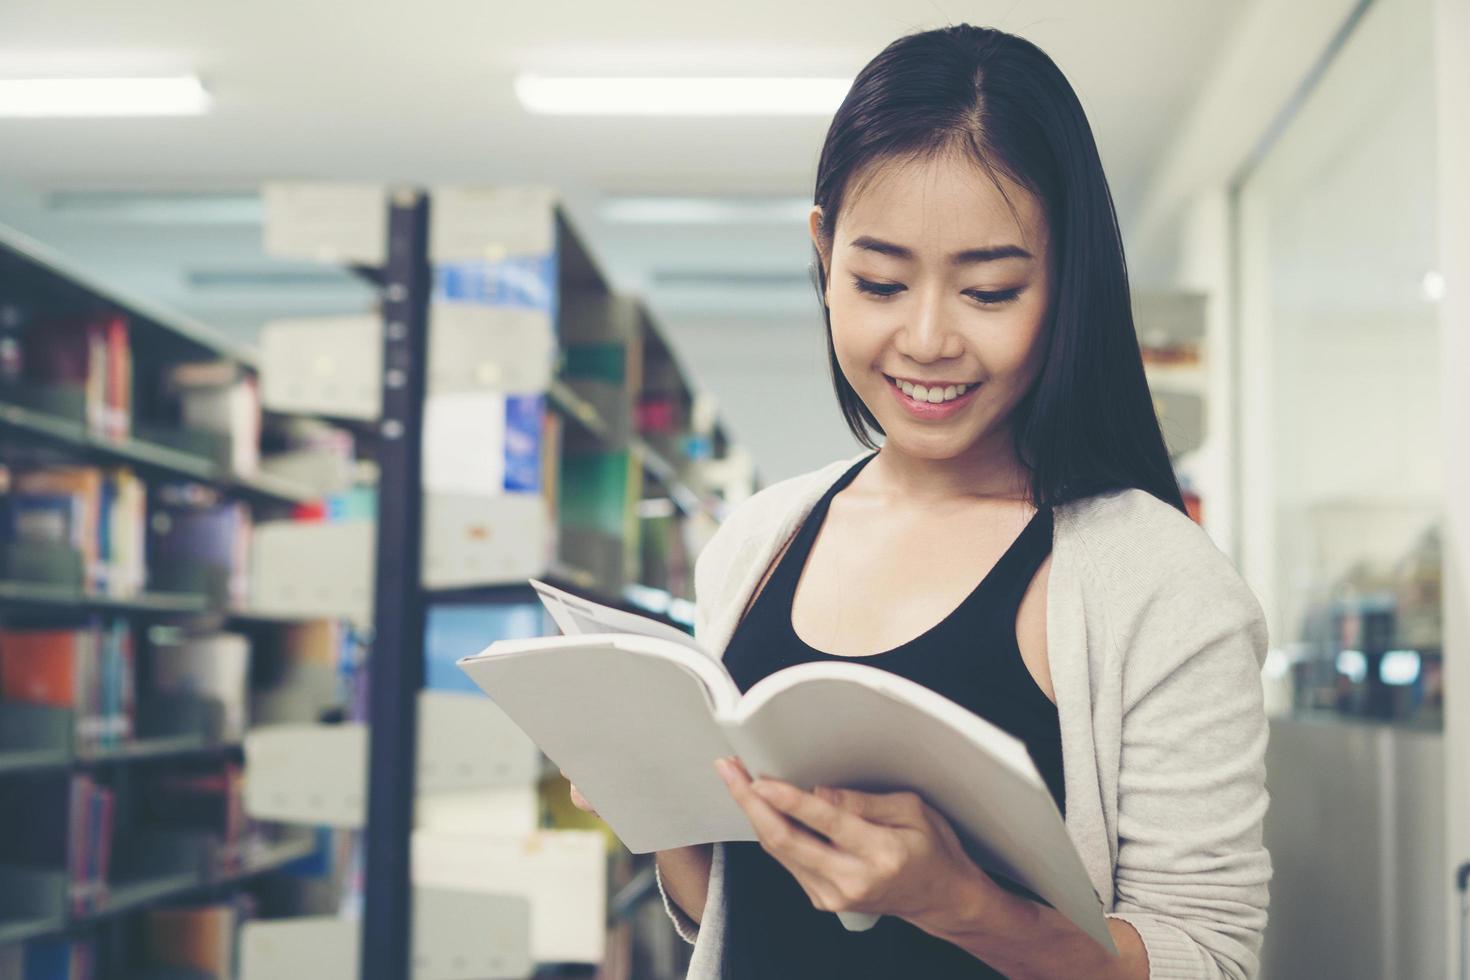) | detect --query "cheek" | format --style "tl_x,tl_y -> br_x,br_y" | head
986,306 -> 1048,384
827,304 -> 885,373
